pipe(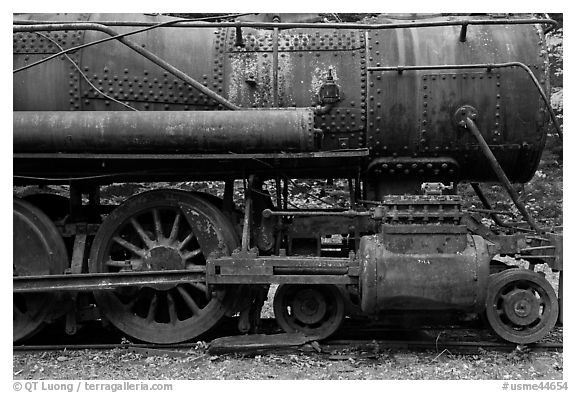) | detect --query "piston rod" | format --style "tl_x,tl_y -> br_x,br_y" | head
14,269 -> 206,293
